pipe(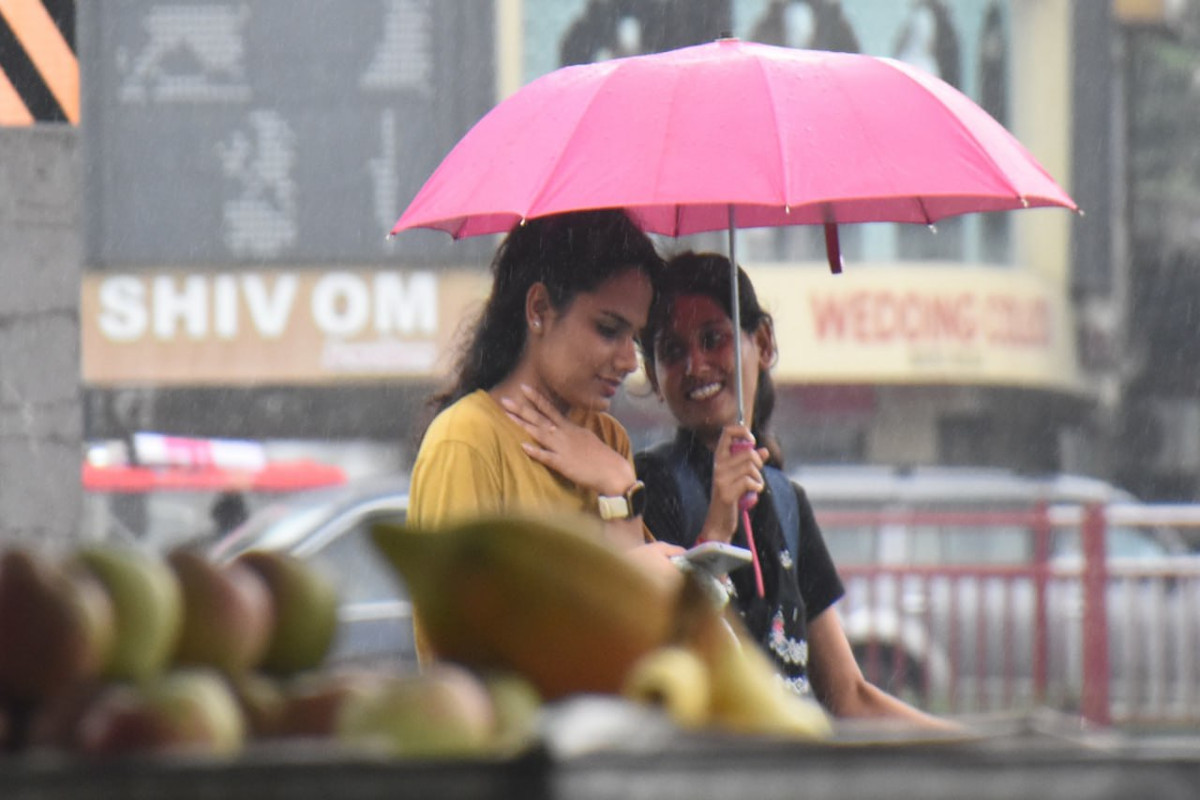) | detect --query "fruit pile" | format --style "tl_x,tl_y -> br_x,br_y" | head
371,513 -> 833,741
0,544 -> 538,759
1,511 -> 833,762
